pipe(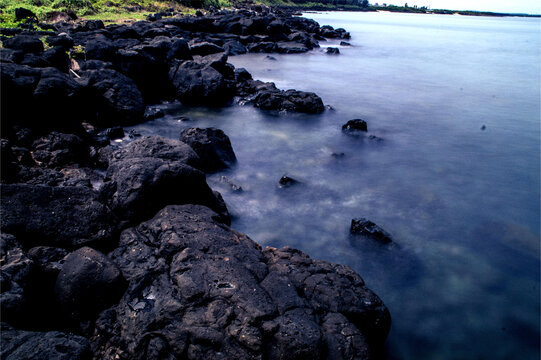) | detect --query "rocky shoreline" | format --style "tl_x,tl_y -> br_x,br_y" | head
1,7 -> 391,359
